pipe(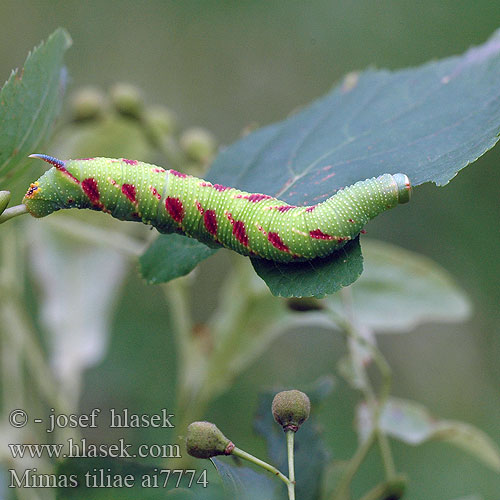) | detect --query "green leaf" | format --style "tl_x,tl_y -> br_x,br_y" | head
0,28 -> 72,185
254,378 -> 333,500
208,29 -> 500,197
211,458 -> 284,500
142,29 -> 500,295
140,233 -> 217,284
325,239 -> 472,332
251,237 -> 362,298
356,398 -> 500,472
